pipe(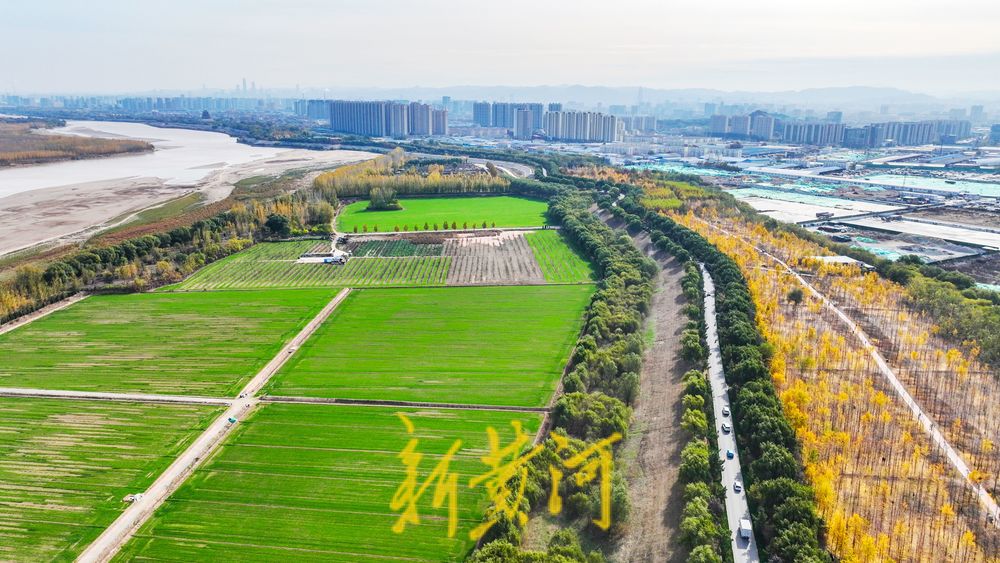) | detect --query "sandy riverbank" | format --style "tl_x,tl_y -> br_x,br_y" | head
0,148 -> 373,257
